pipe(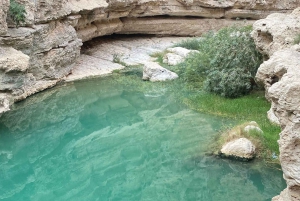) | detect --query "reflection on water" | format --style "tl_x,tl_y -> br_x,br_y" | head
0,76 -> 285,201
